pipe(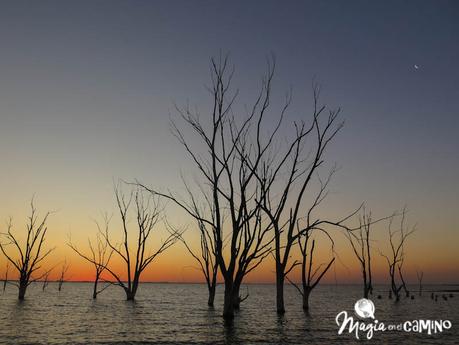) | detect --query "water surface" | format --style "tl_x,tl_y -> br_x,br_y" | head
0,283 -> 457,344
